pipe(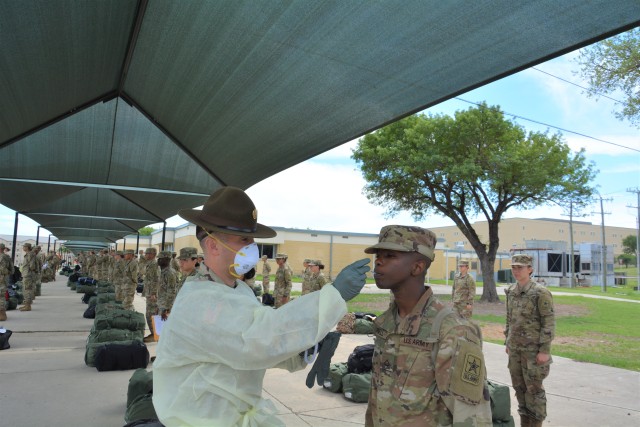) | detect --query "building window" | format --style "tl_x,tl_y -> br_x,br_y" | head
342,236 -> 349,239
258,244 -> 275,259
311,234 -> 318,237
